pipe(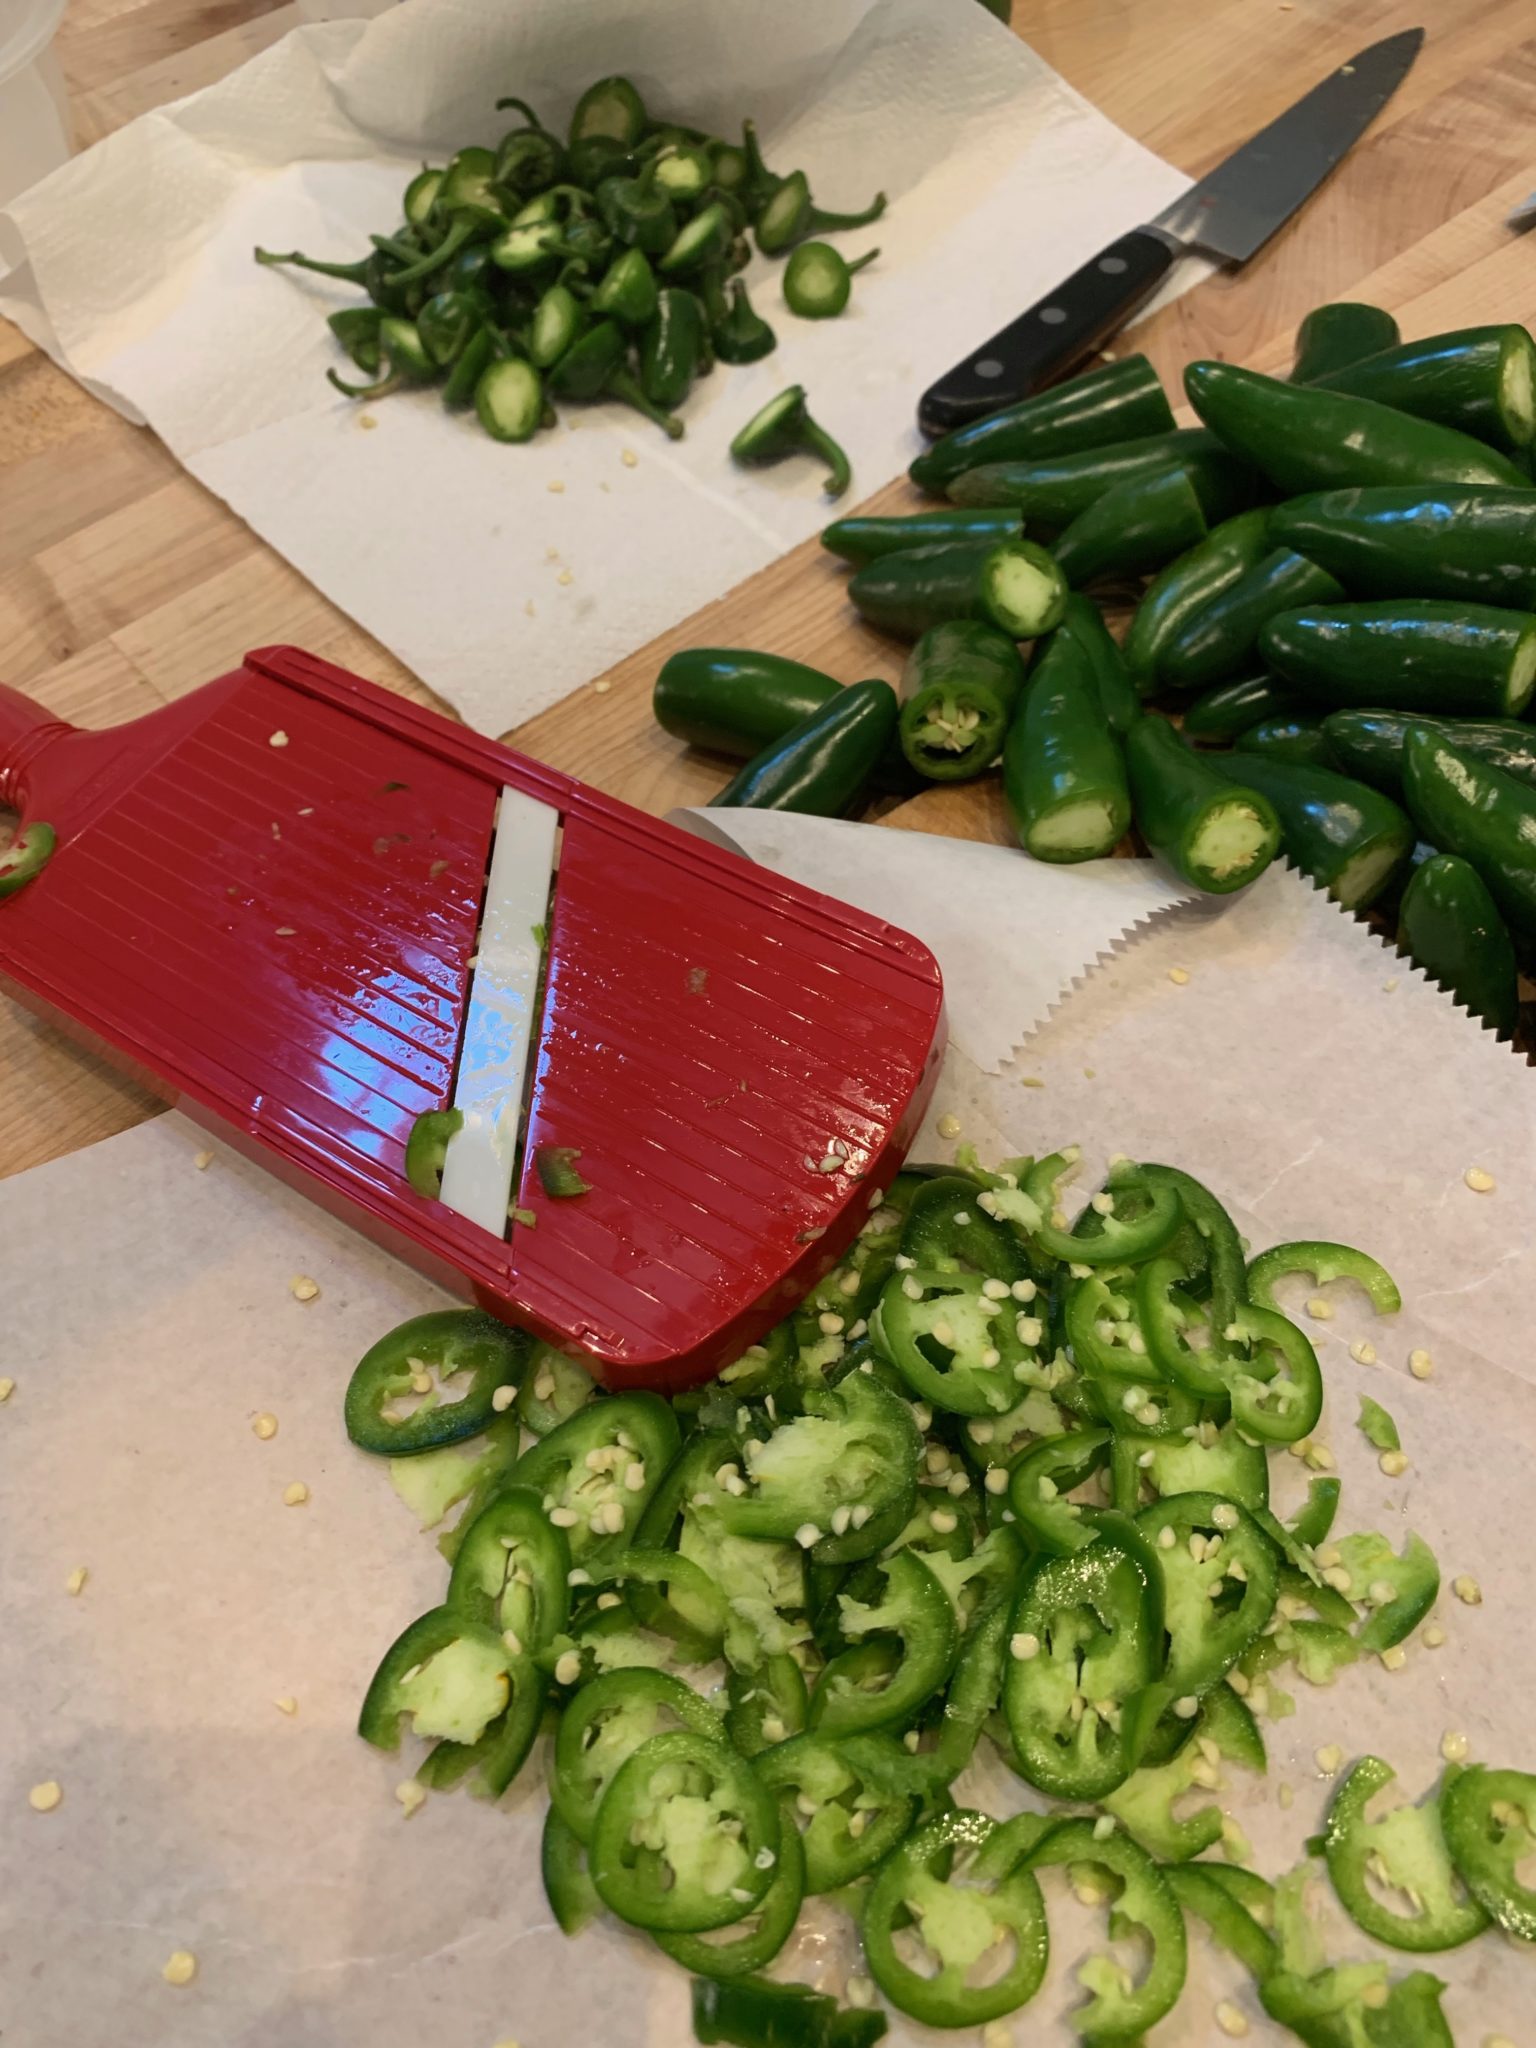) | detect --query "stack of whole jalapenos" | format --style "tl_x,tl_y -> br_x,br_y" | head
653,305 -> 1536,1044
255,78 -> 880,468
